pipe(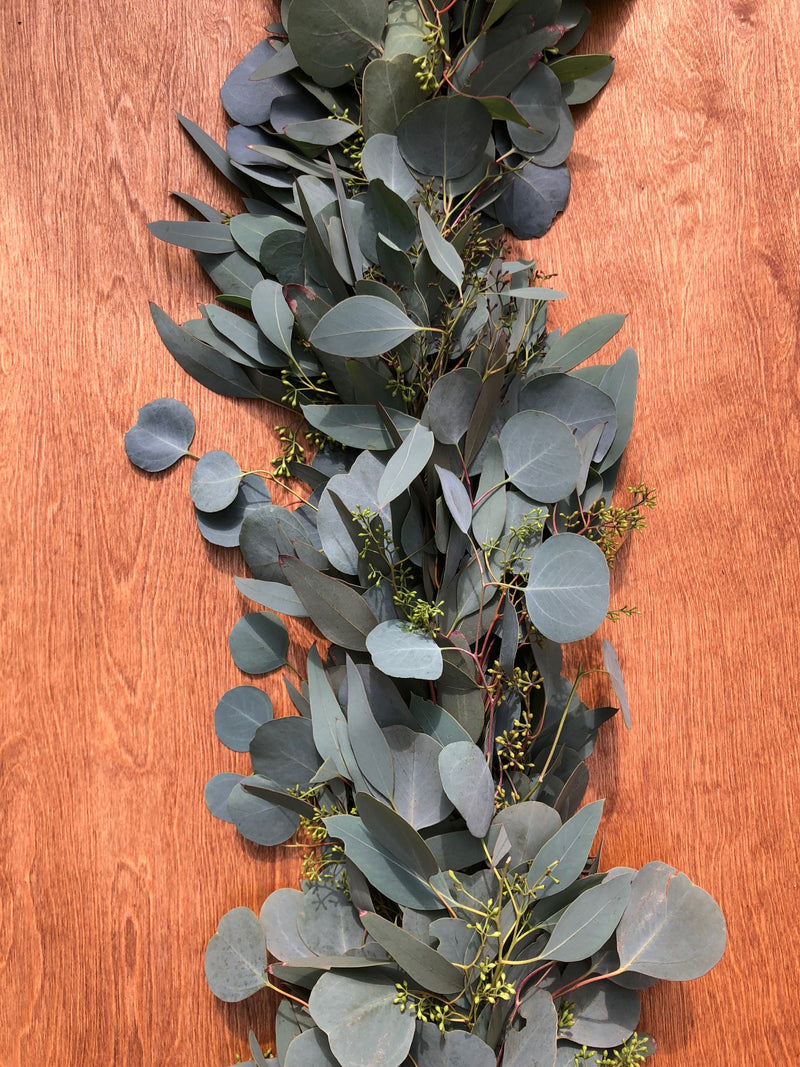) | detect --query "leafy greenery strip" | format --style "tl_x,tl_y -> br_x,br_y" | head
125,3 -> 726,1065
